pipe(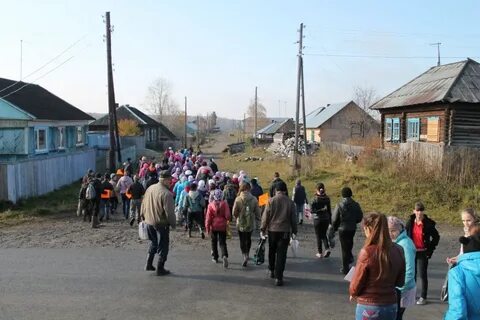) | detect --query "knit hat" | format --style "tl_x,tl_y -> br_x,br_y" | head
341,187 -> 353,198
213,189 -> 223,201
460,231 -> 480,254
